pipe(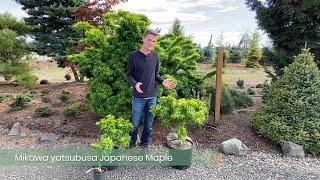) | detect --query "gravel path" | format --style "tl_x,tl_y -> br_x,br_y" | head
0,147 -> 319,180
